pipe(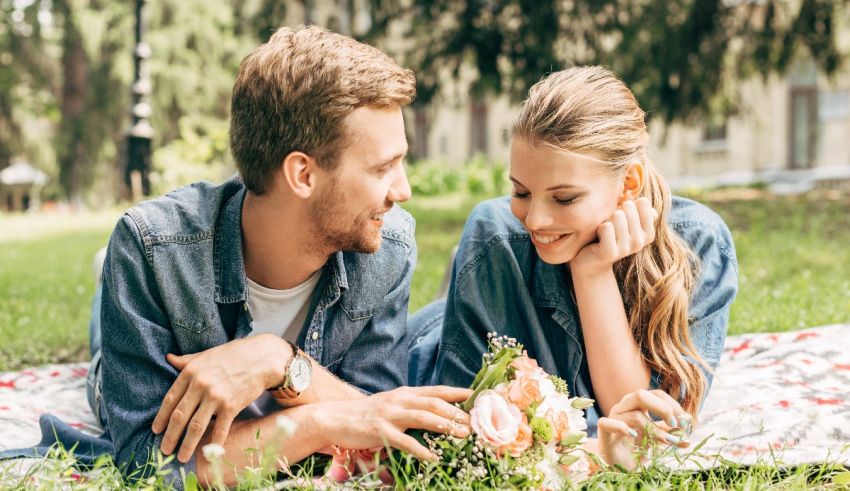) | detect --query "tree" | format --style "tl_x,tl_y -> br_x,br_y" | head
372,0 -> 847,125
